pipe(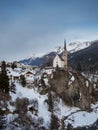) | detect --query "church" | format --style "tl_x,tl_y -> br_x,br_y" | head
53,40 -> 67,68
